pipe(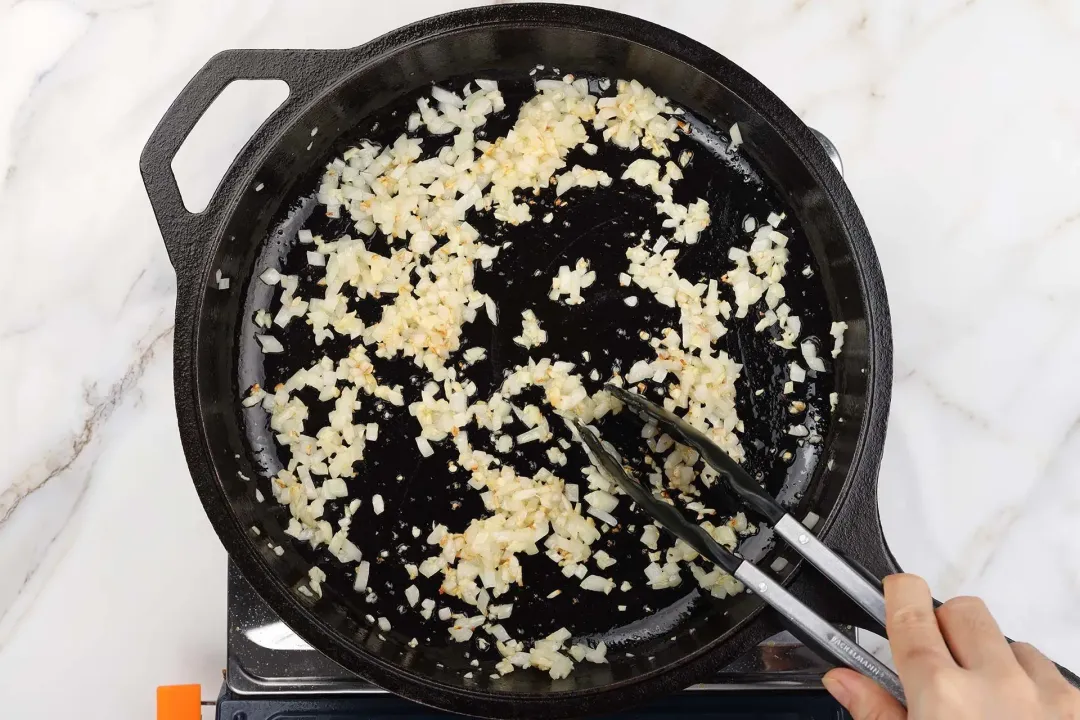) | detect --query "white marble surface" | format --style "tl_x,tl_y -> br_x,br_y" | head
3,0 -> 1080,717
